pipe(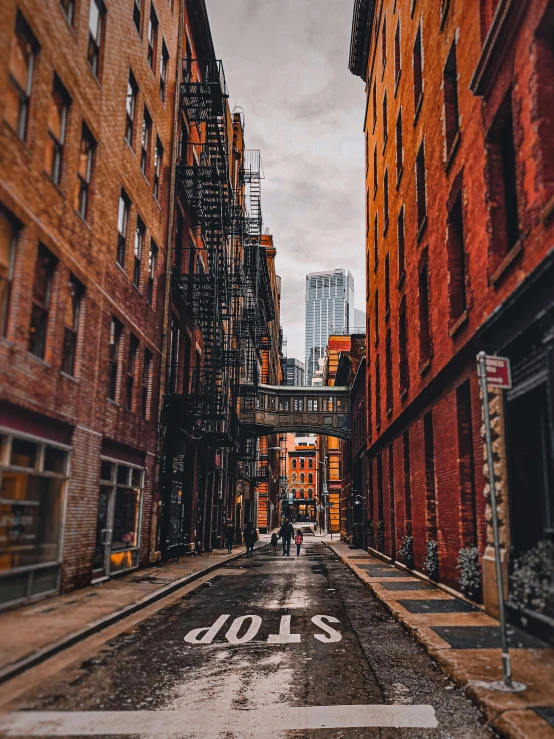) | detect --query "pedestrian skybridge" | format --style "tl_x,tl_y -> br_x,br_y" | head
239,385 -> 352,439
